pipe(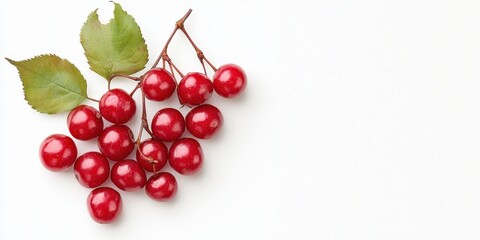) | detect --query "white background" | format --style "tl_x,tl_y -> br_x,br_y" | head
1,0 -> 480,239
